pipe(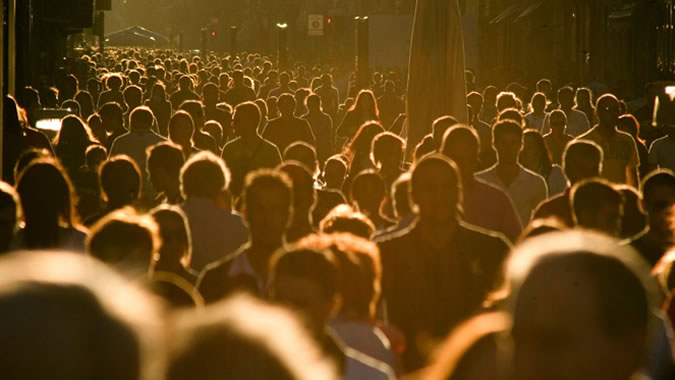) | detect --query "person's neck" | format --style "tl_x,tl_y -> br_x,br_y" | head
598,123 -> 617,137
165,183 -> 181,202
242,132 -> 261,144
496,161 -> 520,185
248,239 -> 284,282
417,216 -> 457,249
